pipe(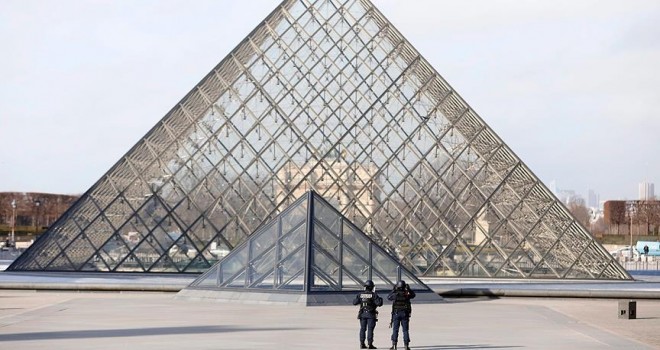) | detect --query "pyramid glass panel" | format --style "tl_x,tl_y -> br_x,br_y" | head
248,248 -> 277,288
219,246 -> 249,286
342,248 -> 369,288
194,265 -> 219,288
275,249 -> 305,290
10,0 -> 629,280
